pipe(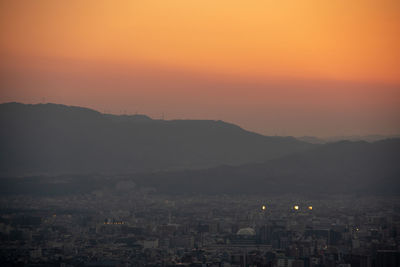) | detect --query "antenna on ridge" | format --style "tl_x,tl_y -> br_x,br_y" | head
162,112 -> 165,120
